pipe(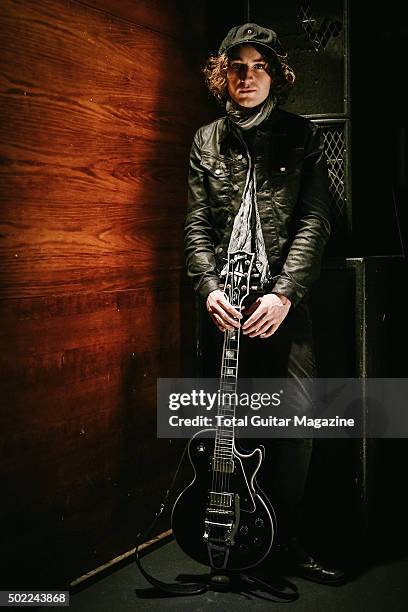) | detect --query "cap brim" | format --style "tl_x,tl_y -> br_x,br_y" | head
220,40 -> 285,57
